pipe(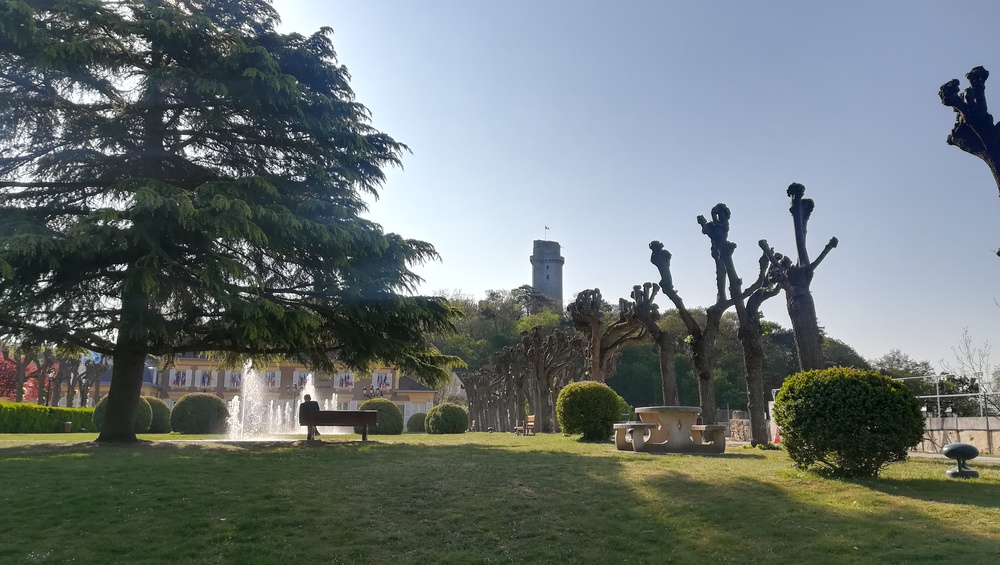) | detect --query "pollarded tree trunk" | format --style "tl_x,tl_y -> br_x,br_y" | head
760,183 -> 838,372
785,278 -> 824,371
1,347 -> 34,403
631,283 -> 679,405
567,289 -> 645,383
649,241 -> 731,425
655,333 -> 678,406
699,204 -> 777,446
